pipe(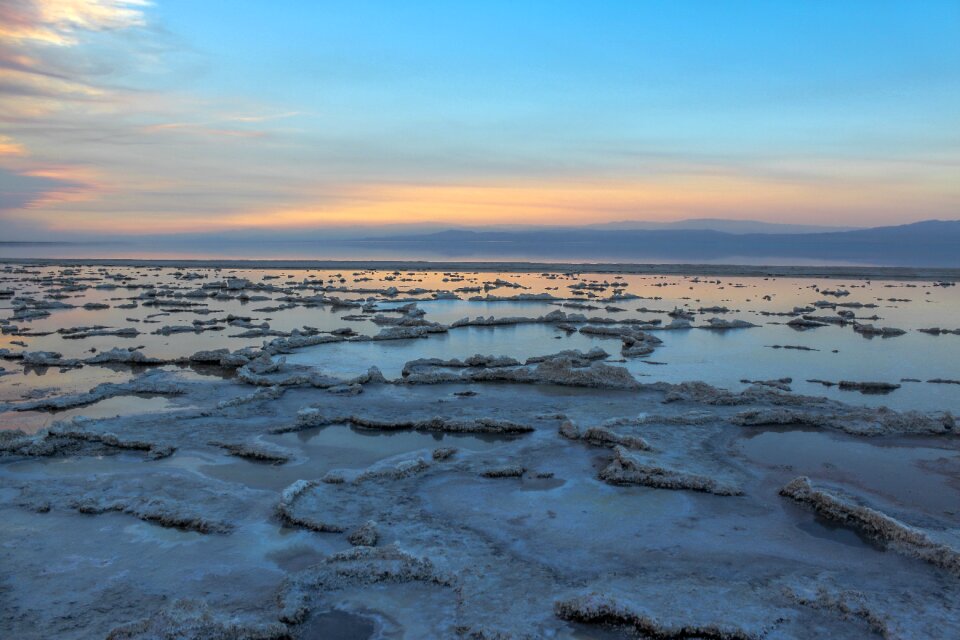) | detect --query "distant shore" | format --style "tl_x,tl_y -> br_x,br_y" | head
2,257 -> 959,281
